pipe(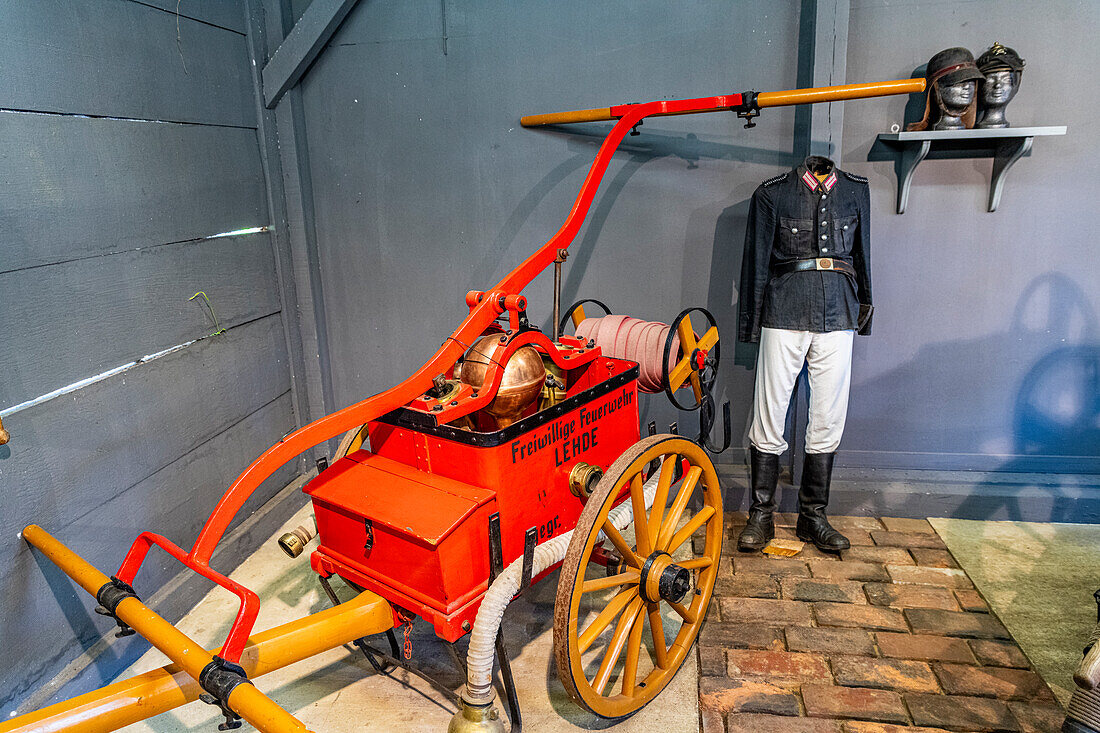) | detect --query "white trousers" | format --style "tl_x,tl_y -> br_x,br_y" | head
748,327 -> 855,455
